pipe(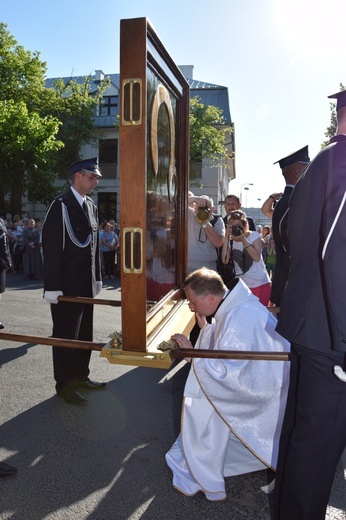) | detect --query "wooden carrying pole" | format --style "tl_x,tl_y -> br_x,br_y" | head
58,296 -> 121,307
0,331 -> 290,361
172,348 -> 290,361
0,332 -> 104,351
